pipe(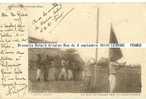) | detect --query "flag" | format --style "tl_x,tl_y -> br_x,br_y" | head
109,25 -> 123,61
